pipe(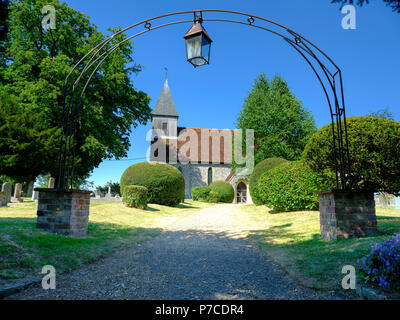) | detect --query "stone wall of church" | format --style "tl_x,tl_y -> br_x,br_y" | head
172,163 -> 232,199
